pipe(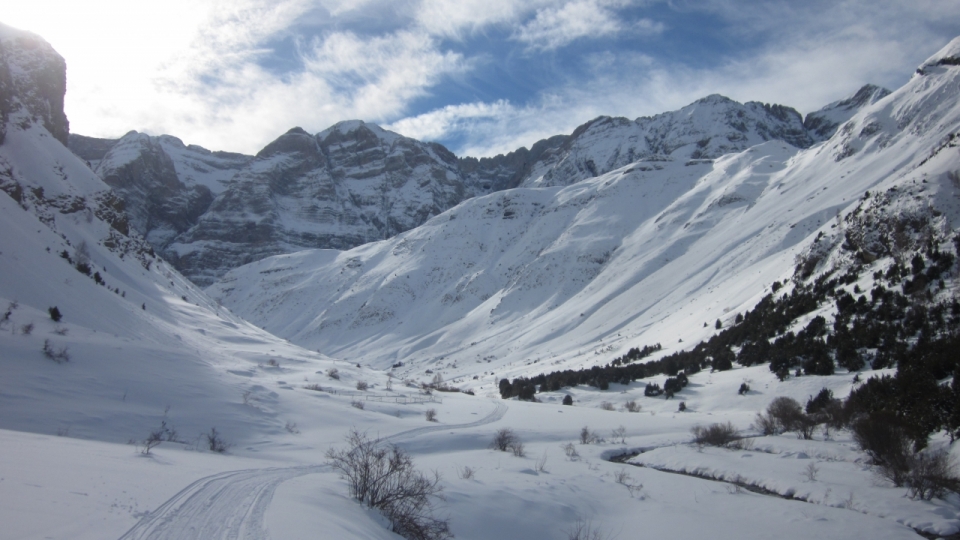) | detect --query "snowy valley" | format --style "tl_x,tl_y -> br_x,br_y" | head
1,20 -> 959,540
